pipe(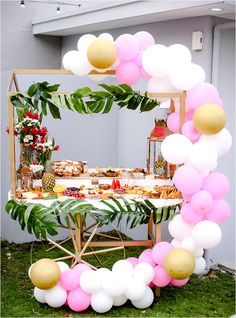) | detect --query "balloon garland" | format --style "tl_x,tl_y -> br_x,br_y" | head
29,31 -> 232,313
